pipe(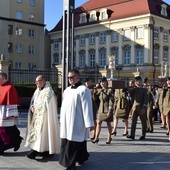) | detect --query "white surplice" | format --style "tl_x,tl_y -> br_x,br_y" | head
60,85 -> 94,142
